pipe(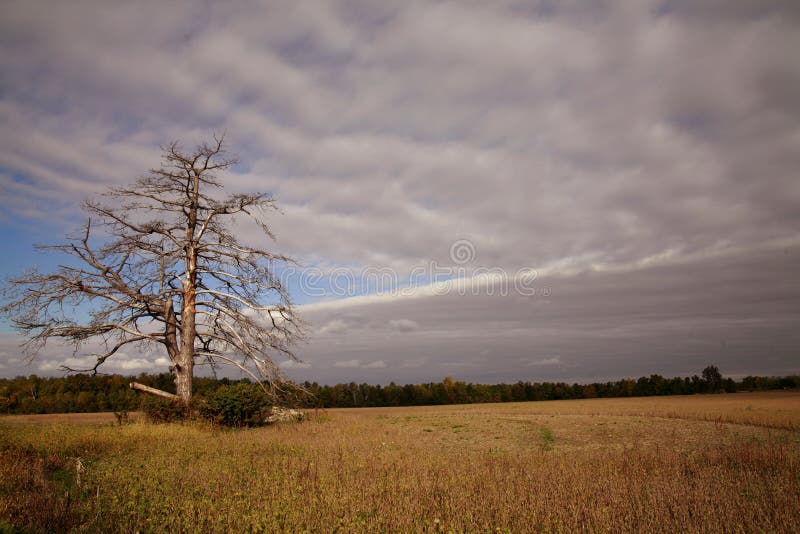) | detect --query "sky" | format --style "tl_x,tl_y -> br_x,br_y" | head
0,0 -> 798,384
